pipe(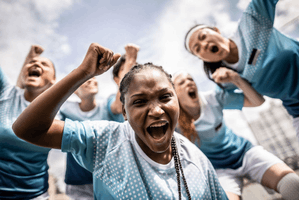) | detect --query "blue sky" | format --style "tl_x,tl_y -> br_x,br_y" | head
0,0 -> 298,101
